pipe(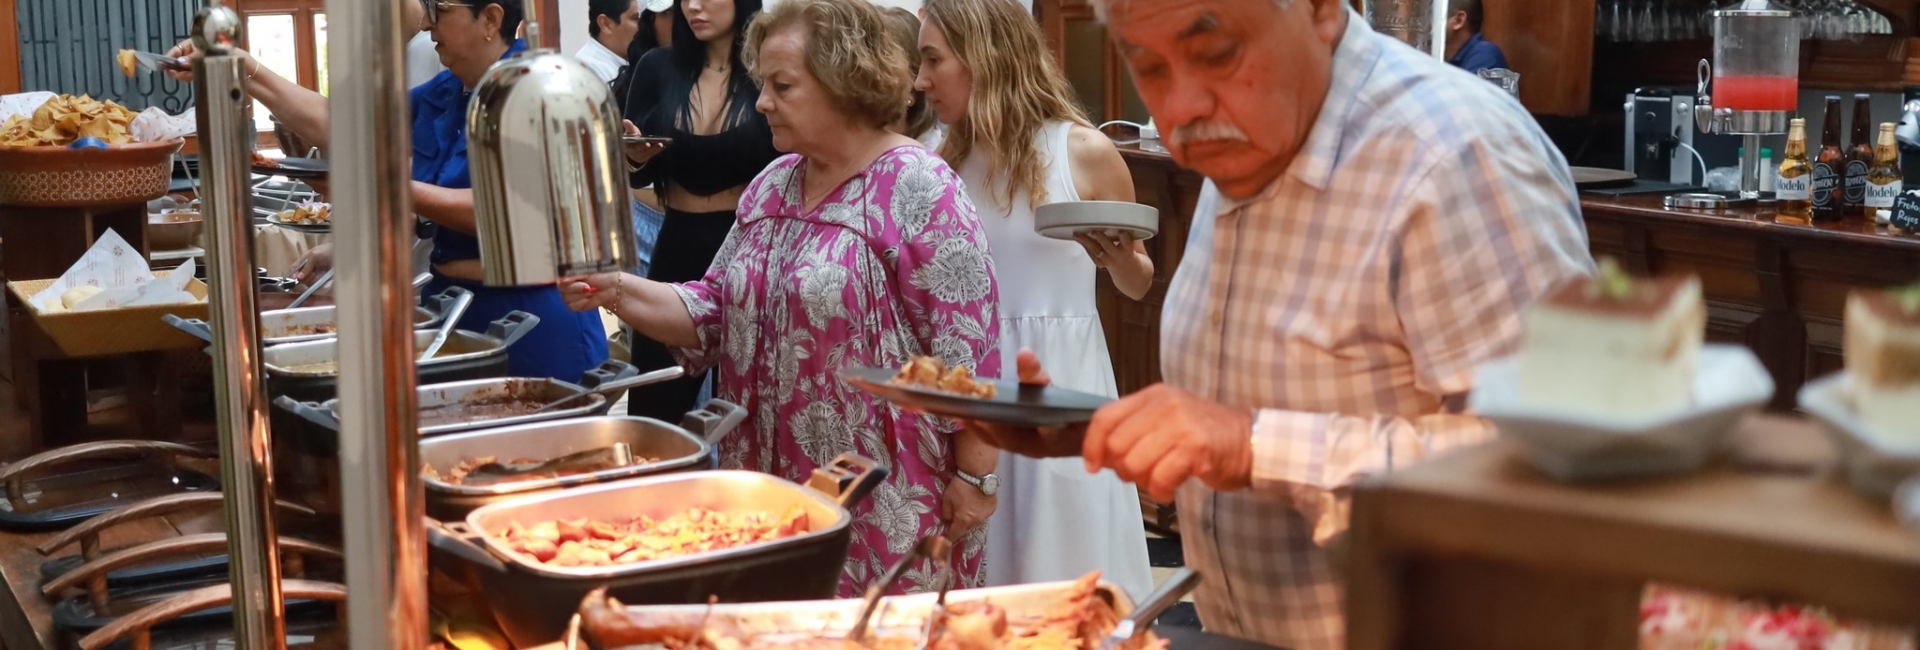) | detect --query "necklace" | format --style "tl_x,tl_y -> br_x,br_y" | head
705,62 -> 729,73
